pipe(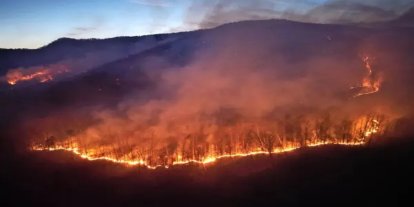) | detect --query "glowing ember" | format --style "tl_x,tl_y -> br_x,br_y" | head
351,56 -> 383,97
31,116 -> 384,169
